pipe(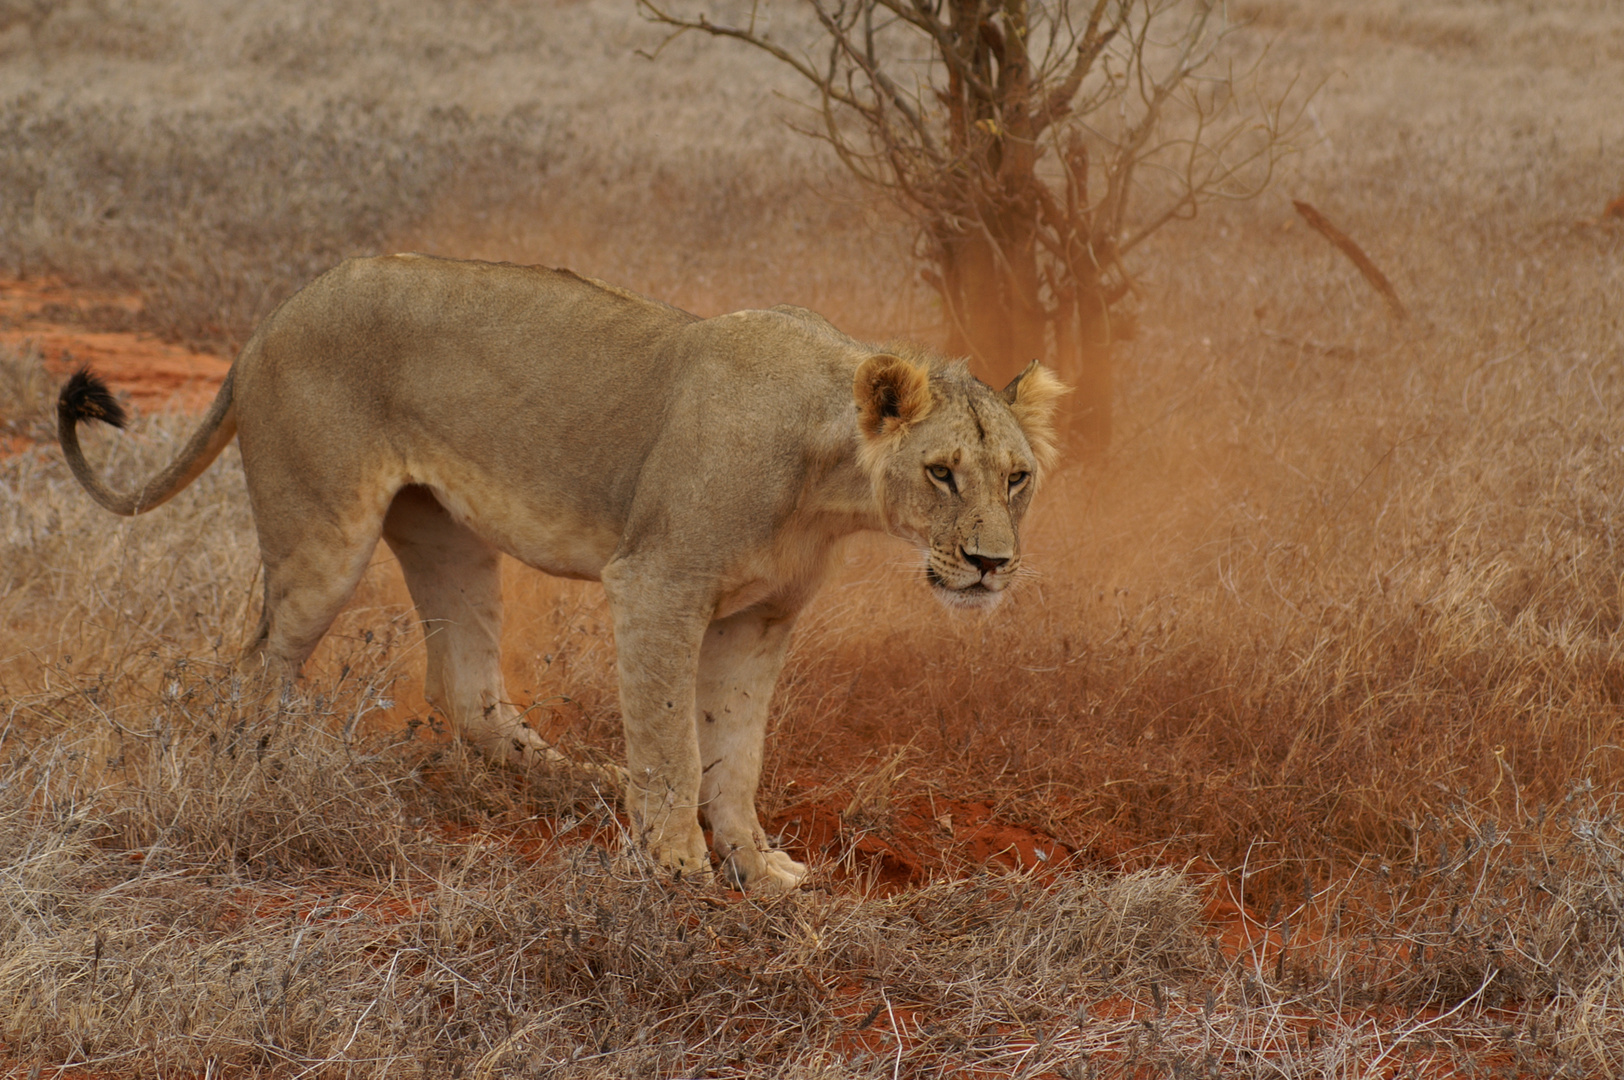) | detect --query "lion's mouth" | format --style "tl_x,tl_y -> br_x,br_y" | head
925,565 -> 1004,609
